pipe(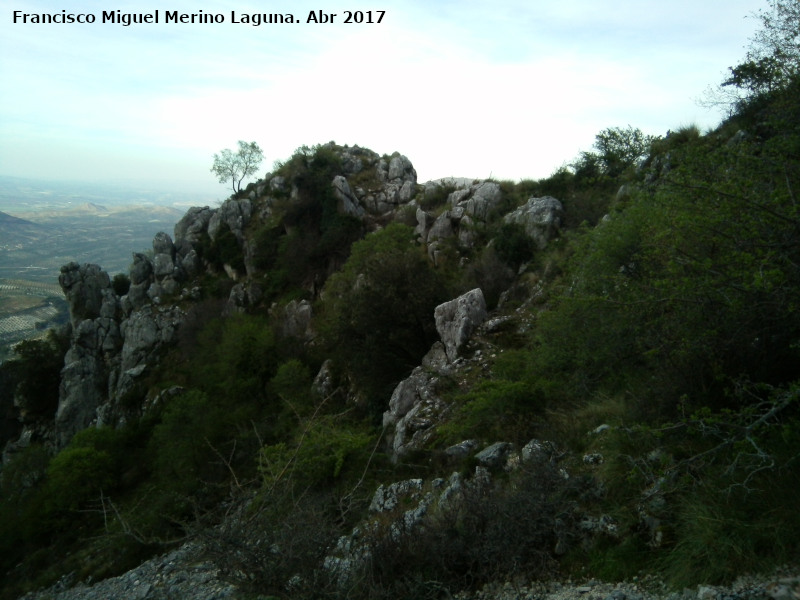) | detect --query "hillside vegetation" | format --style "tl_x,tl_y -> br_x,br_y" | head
1,5 -> 799,598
